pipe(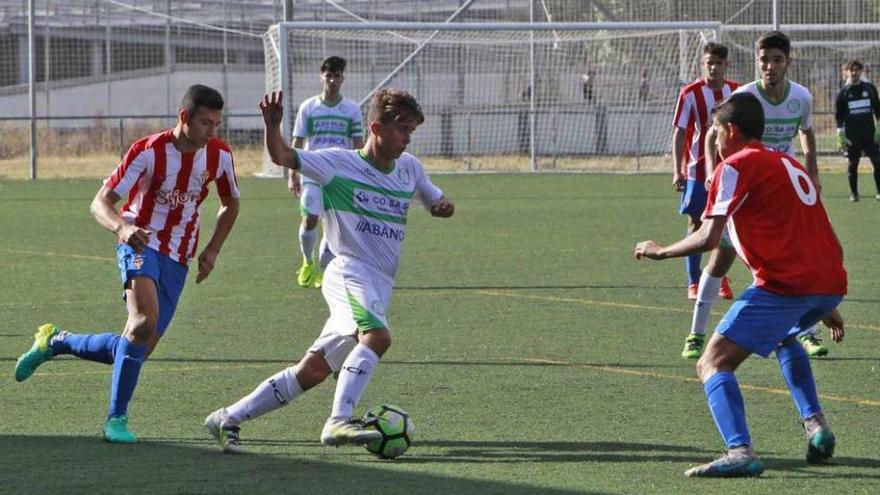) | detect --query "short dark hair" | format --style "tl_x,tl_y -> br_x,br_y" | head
367,88 -> 424,126
703,42 -> 729,60
180,84 -> 224,118
712,93 -> 765,141
846,59 -> 864,71
757,31 -> 791,57
321,56 -> 346,73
